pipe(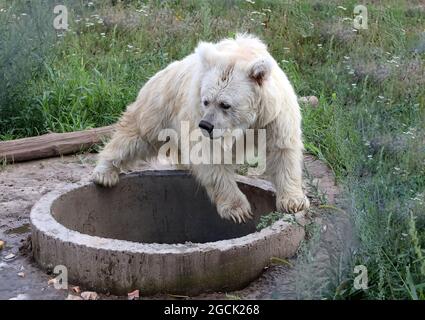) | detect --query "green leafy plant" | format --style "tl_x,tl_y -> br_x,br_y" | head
256,211 -> 285,231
